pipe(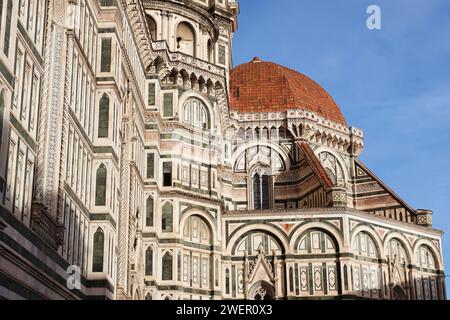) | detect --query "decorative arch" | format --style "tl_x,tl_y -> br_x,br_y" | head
233,141 -> 289,173
412,239 -> 442,270
182,98 -> 210,130
179,214 -> 215,291
385,238 -> 409,265
178,91 -> 215,129
392,285 -> 408,300
248,281 -> 275,300
145,13 -> 158,40
313,146 -> 350,184
179,209 -> 217,243
294,228 -> 339,254
352,231 -> 379,259
226,224 -> 289,256
289,222 -> 344,252
232,231 -> 284,256
182,215 -> 212,245
350,225 -> 383,258
414,243 -> 439,270
383,232 -> 413,264
176,21 -> 196,56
